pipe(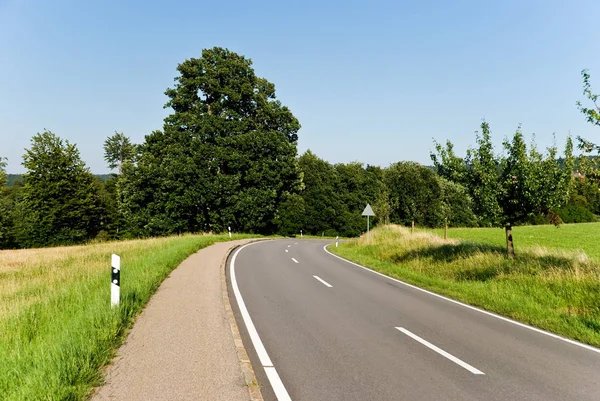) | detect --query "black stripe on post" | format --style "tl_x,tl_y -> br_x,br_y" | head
112,268 -> 120,286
